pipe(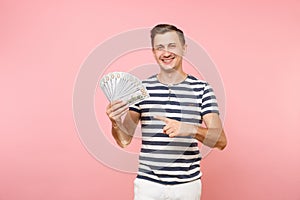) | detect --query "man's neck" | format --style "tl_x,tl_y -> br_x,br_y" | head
157,70 -> 187,85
